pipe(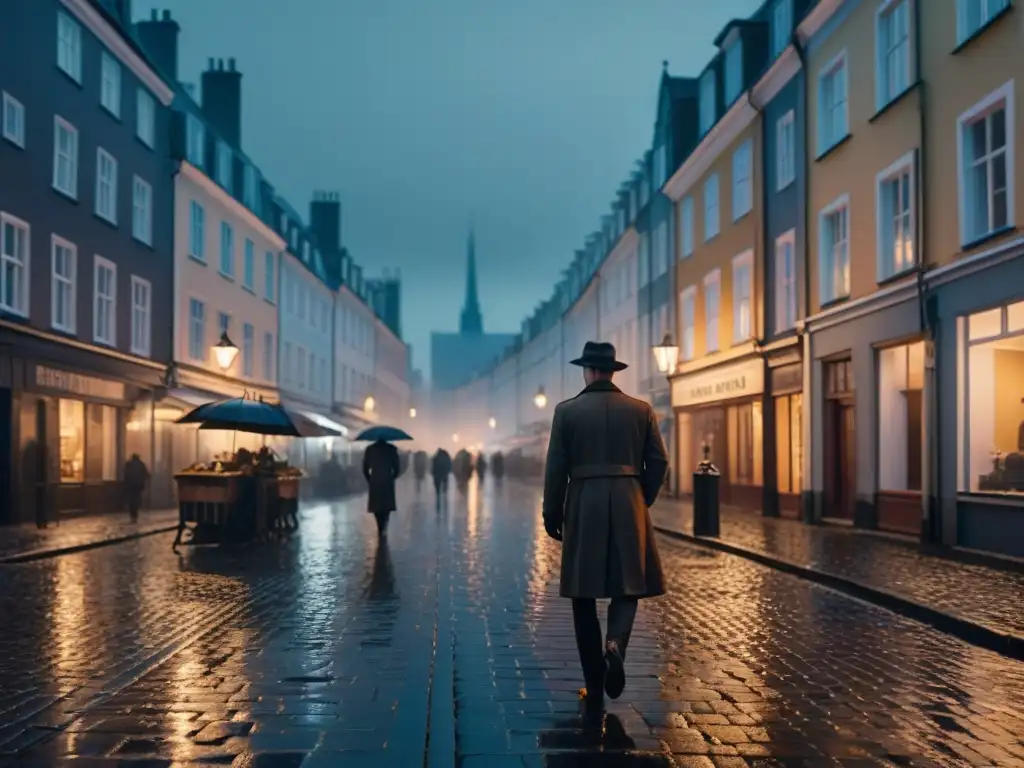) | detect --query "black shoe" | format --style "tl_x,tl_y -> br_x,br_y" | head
604,647 -> 625,699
